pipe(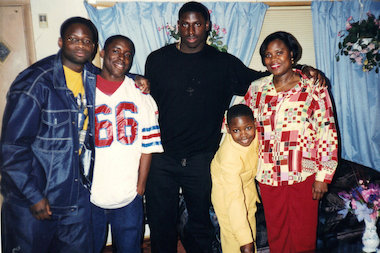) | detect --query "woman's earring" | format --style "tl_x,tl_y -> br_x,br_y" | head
291,57 -> 294,65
